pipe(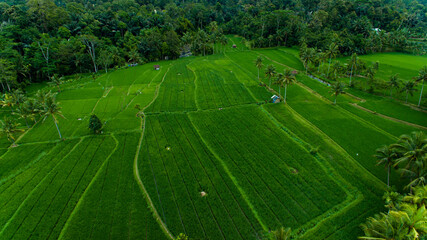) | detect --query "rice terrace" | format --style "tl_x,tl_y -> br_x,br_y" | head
0,1 -> 427,239
0,35 -> 425,239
